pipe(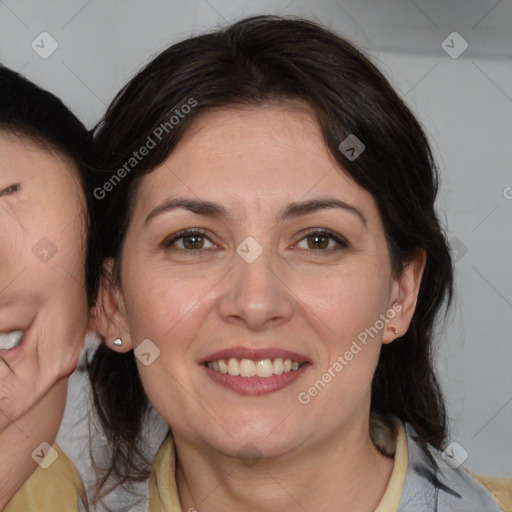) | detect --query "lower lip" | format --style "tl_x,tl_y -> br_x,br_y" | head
202,363 -> 310,396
